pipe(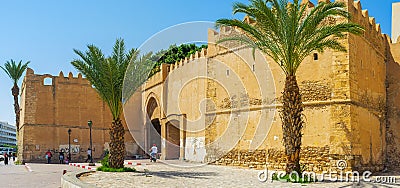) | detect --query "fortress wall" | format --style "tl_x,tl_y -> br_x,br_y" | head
202,0 -> 393,172
163,50 -> 208,162
387,42 -> 400,169
19,69 -> 138,163
205,20 -> 347,170
123,90 -> 145,155
123,0 -> 400,171
346,0 -> 388,170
